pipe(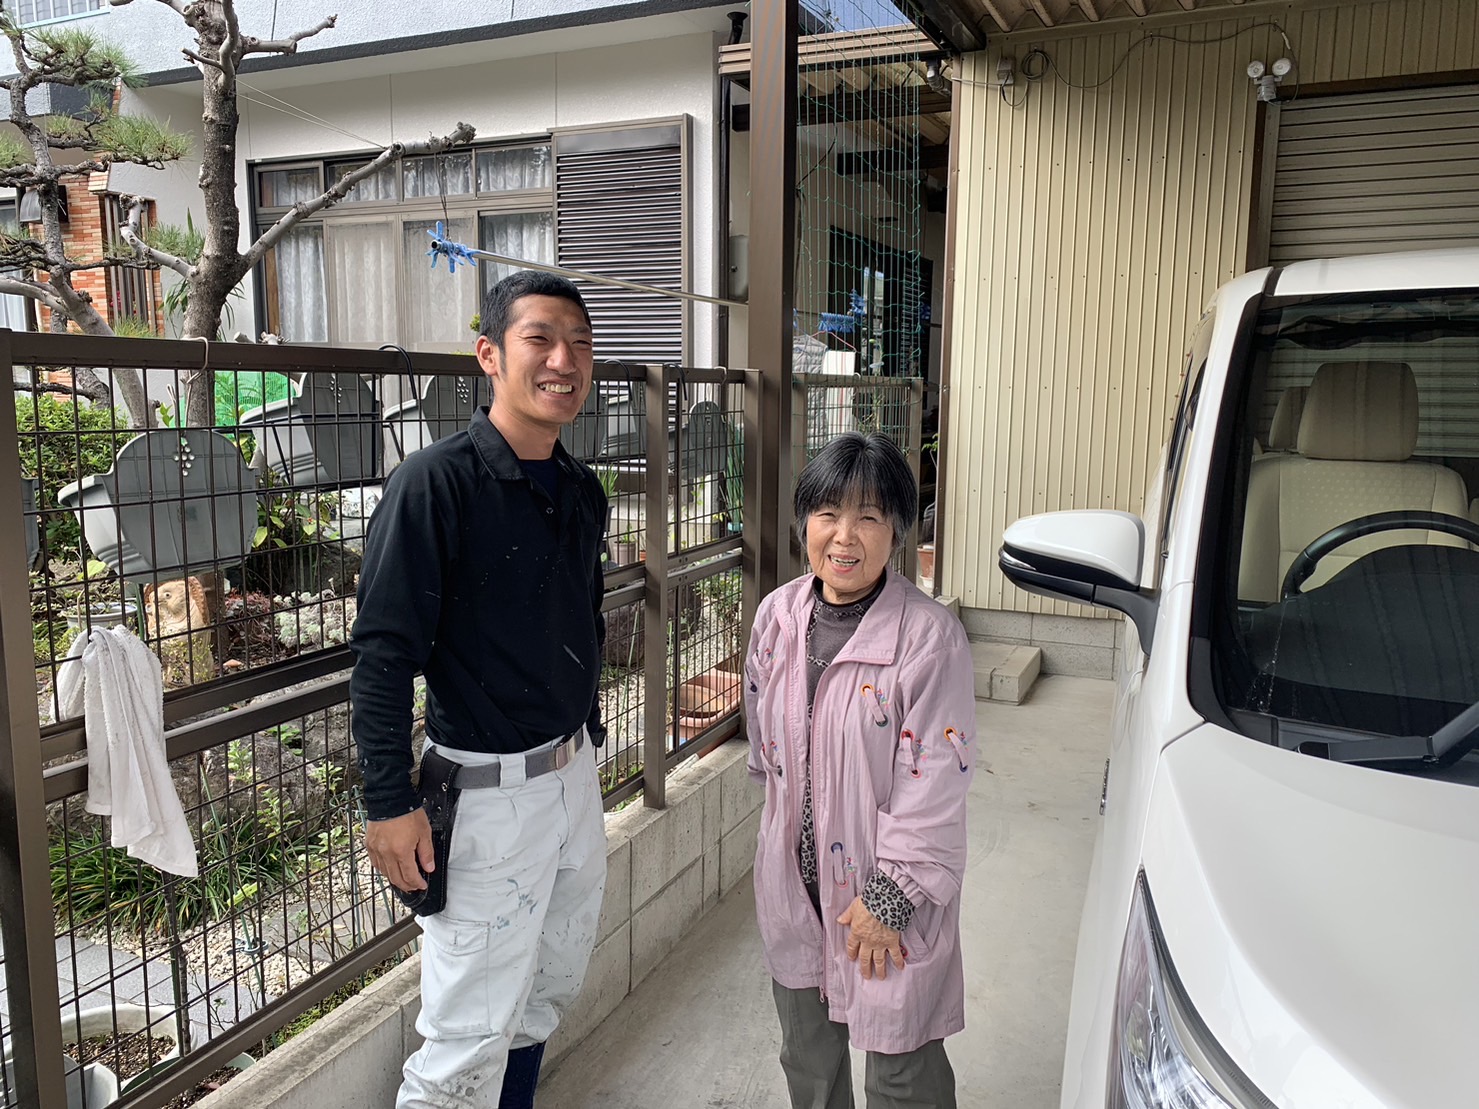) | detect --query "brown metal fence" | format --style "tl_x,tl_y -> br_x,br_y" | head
0,332 -> 754,1109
